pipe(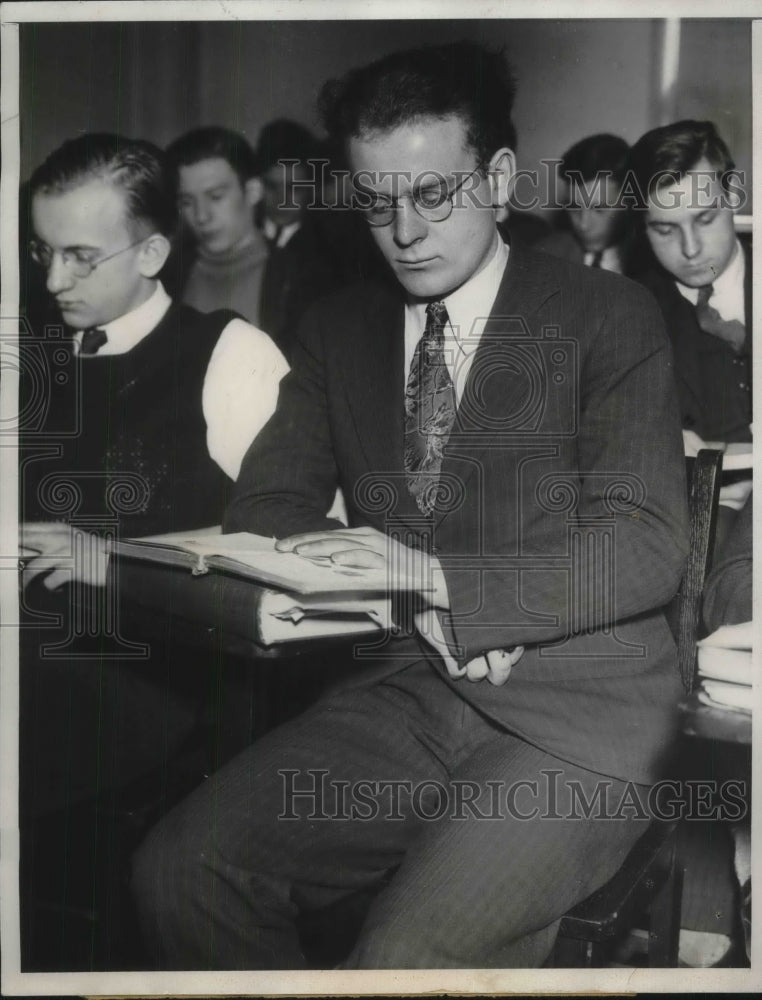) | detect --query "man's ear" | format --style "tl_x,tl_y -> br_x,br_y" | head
487,147 -> 517,208
138,233 -> 172,278
244,177 -> 264,207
